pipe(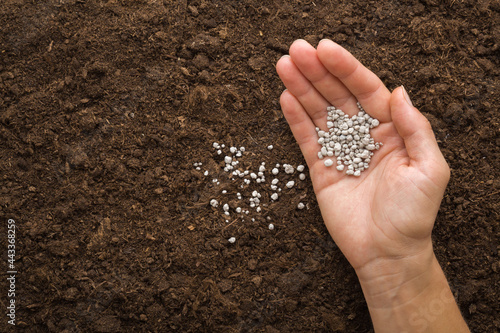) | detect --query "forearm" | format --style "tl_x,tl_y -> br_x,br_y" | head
356,247 -> 470,333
